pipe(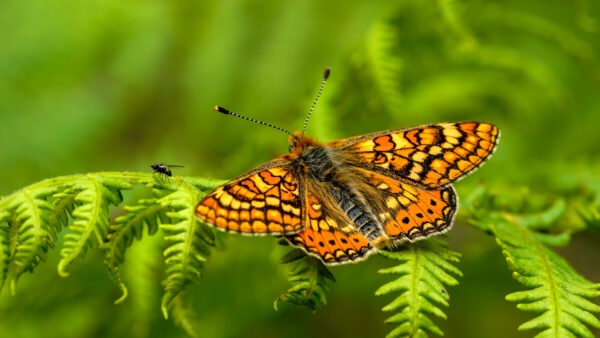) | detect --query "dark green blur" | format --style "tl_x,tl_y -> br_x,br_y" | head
1,1 -> 599,337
